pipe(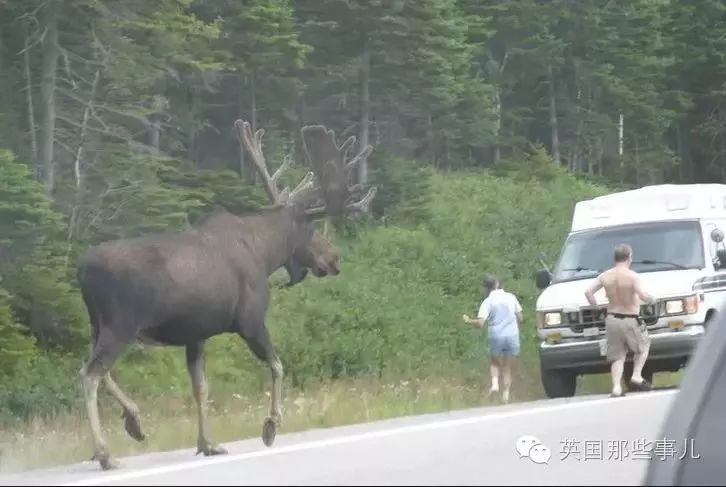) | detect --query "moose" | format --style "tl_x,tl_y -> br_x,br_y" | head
76,119 -> 377,470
